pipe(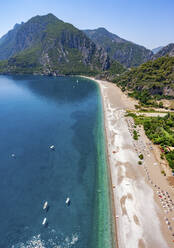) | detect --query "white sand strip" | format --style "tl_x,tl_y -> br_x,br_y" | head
97,79 -> 169,248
